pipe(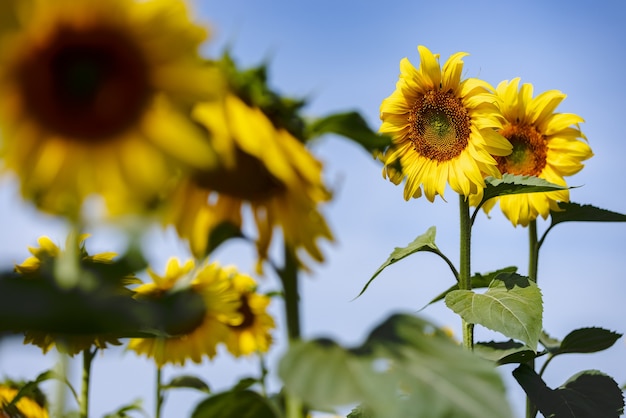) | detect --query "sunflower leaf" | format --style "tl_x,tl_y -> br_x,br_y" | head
480,174 -> 566,203
426,266 -> 517,306
513,365 -> 625,418
279,314 -> 511,418
445,272 -> 542,350
550,202 -> 626,225
357,227 -> 453,299
556,327 -> 622,355
474,340 -> 538,365
306,111 -> 391,153
191,390 -> 279,418
162,375 -> 210,393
